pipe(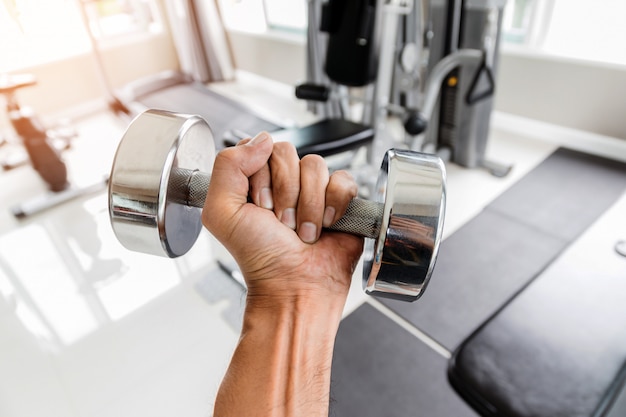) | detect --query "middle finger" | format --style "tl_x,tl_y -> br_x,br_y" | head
269,142 -> 301,229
